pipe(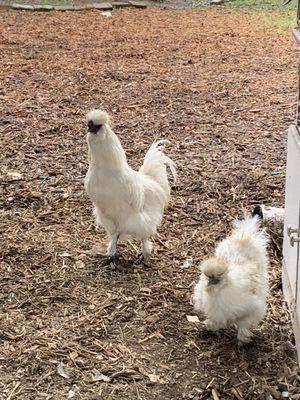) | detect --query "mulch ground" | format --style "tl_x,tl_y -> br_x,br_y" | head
1,6 -> 299,400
